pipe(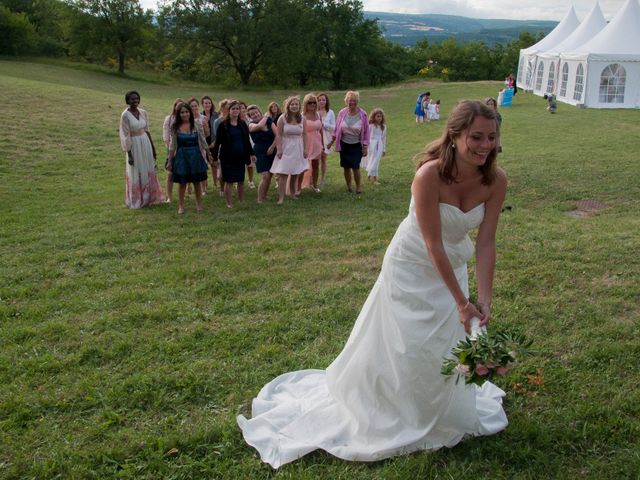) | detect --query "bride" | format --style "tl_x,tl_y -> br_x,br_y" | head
237,100 -> 509,468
